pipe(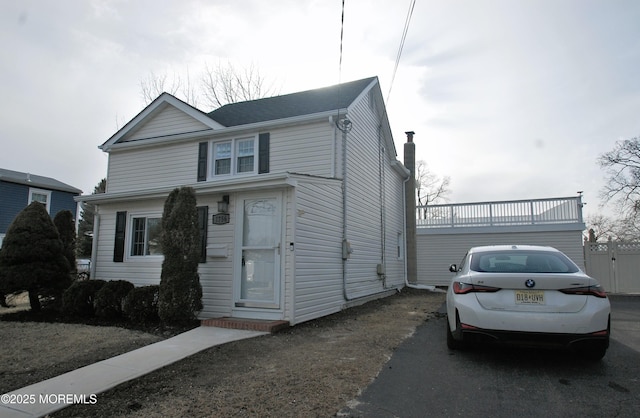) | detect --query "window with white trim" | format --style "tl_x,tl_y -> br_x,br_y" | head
214,141 -> 232,175
29,188 -> 51,213
211,136 -> 256,177
130,215 -> 162,256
